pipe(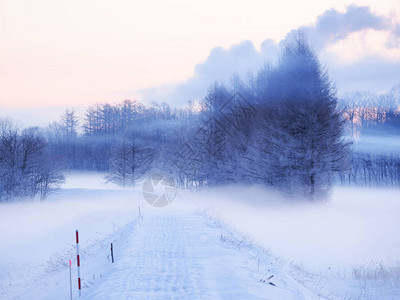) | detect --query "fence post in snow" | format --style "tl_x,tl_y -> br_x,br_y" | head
111,243 -> 114,263
69,259 -> 72,300
138,206 -> 142,219
76,230 -> 81,297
